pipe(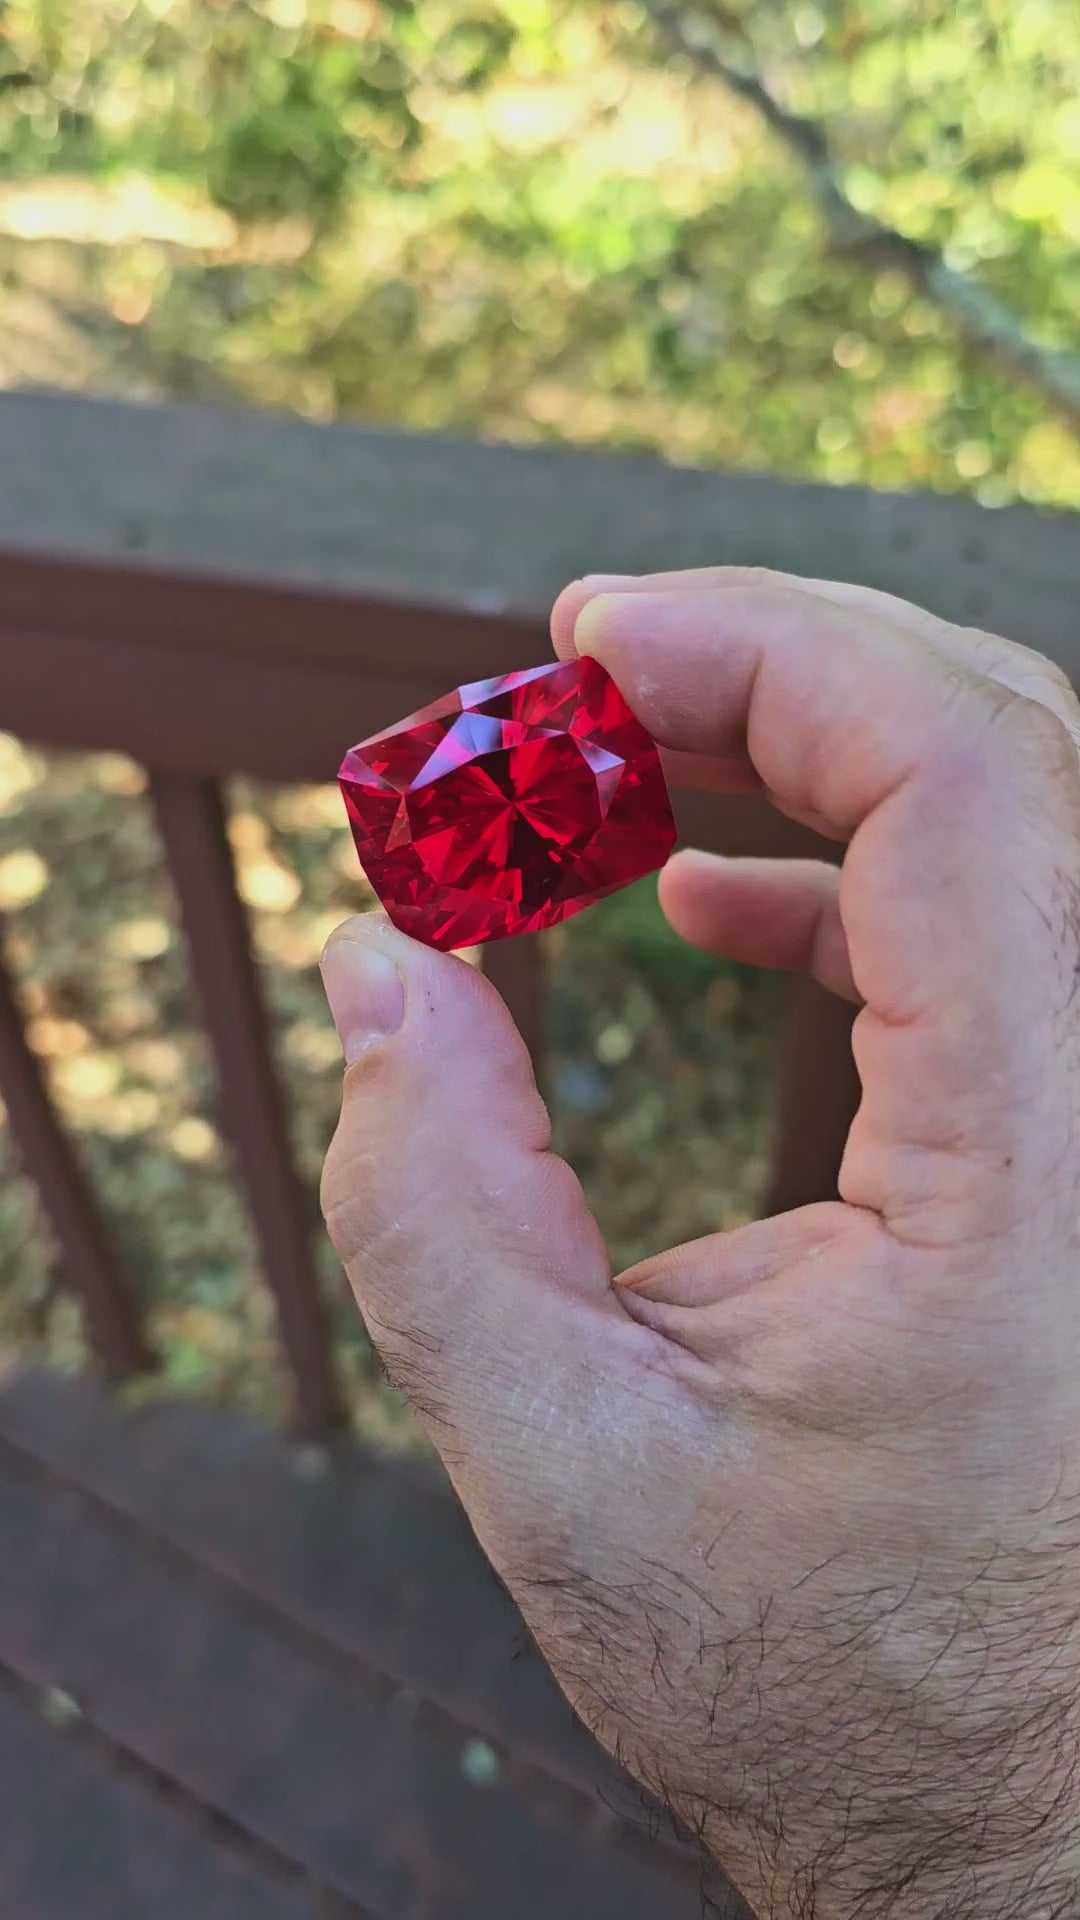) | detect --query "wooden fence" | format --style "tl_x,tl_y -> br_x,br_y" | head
0,389 -> 1076,1433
